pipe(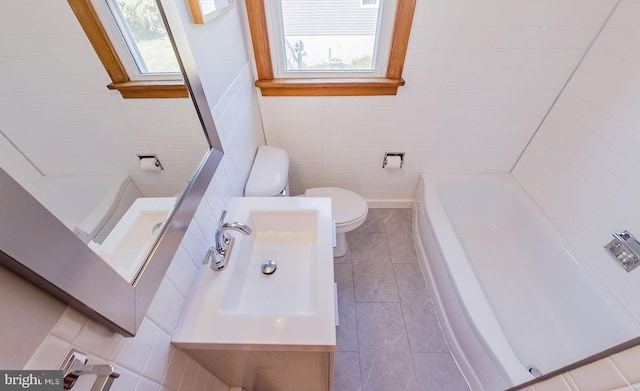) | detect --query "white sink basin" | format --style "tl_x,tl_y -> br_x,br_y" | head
89,197 -> 175,283
173,197 -> 336,349
220,209 -> 318,316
